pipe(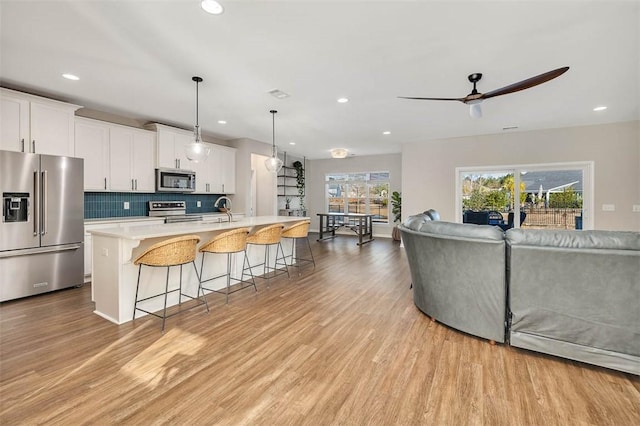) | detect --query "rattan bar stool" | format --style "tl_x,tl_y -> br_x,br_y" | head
199,227 -> 257,304
281,220 -> 316,275
243,223 -> 289,287
133,235 -> 209,331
